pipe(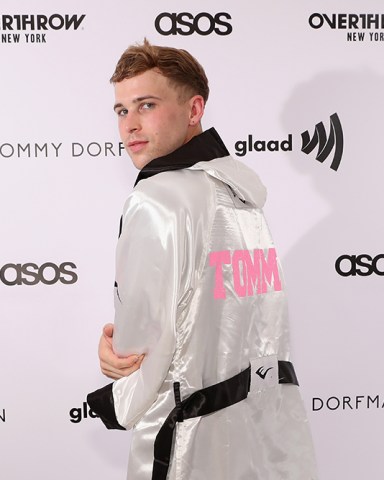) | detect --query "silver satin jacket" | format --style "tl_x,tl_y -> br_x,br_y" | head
88,128 -> 317,480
